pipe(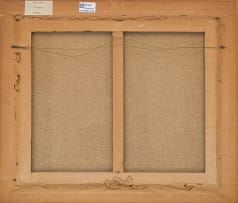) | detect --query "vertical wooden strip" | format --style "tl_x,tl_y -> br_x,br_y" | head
204,20 -> 218,184
112,32 -> 124,172
218,13 -> 238,199
16,23 -> 32,183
